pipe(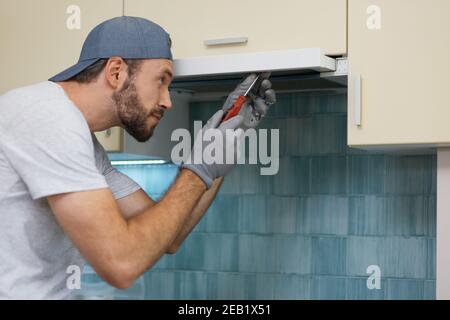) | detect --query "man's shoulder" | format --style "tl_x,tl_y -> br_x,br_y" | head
0,81 -> 62,106
0,81 -> 87,133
